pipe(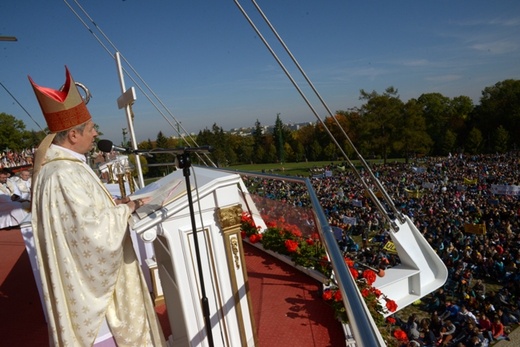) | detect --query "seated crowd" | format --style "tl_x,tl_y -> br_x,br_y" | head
244,152 -> 519,346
